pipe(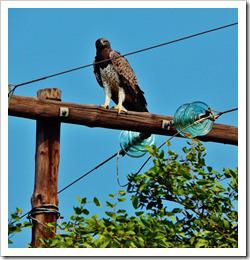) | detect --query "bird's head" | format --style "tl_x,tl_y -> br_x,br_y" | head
95,38 -> 111,50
